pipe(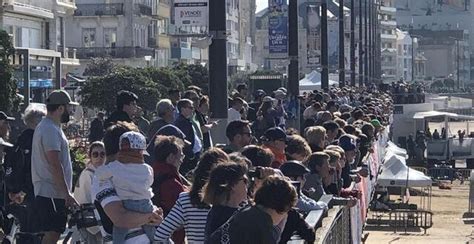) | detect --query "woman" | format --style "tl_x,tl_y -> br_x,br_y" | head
154,148 -> 229,243
305,126 -> 326,152
73,141 -> 106,243
254,96 -> 284,138
202,162 -> 248,241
